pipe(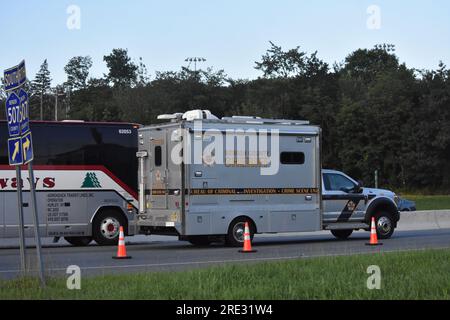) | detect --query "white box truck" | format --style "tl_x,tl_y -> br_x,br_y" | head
136,110 -> 400,246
